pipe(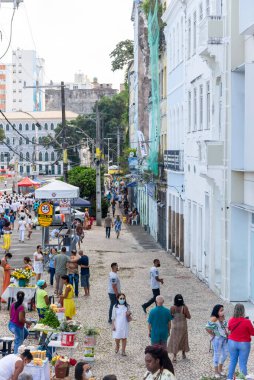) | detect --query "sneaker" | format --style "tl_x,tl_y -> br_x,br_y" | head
142,305 -> 147,314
